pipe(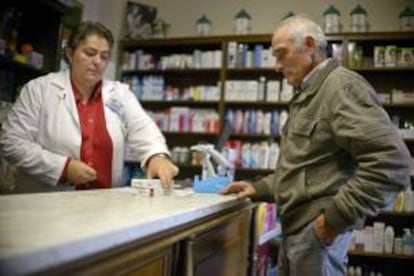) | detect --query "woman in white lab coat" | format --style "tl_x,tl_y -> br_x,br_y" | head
0,21 -> 178,193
